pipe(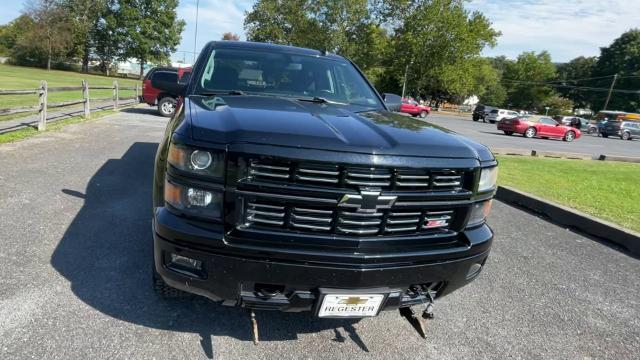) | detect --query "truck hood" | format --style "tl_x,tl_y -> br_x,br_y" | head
187,95 -> 493,160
